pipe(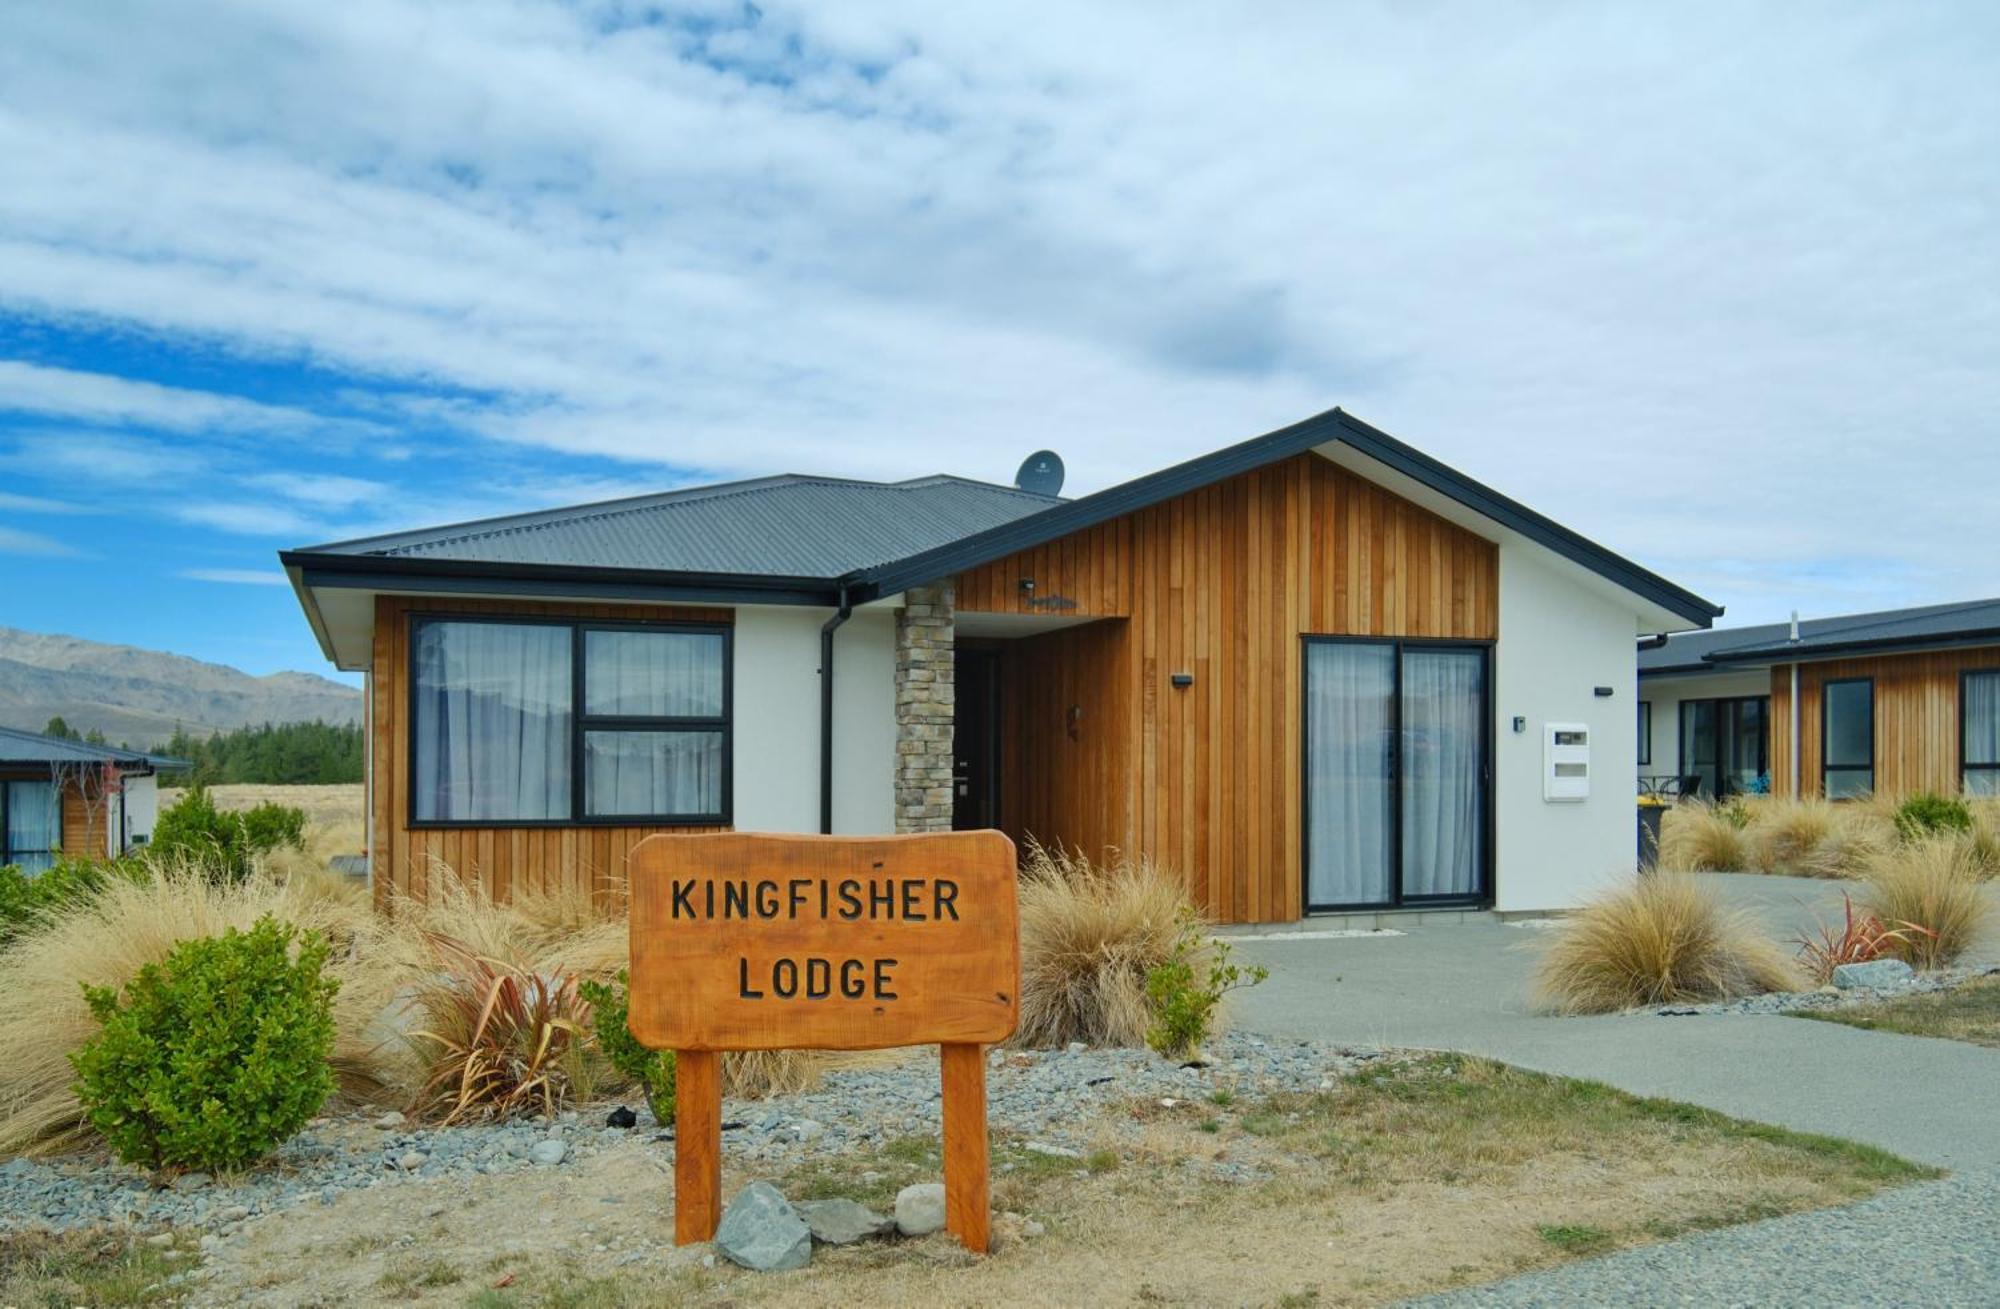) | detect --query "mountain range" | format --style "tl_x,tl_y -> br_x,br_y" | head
0,625 -> 361,747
